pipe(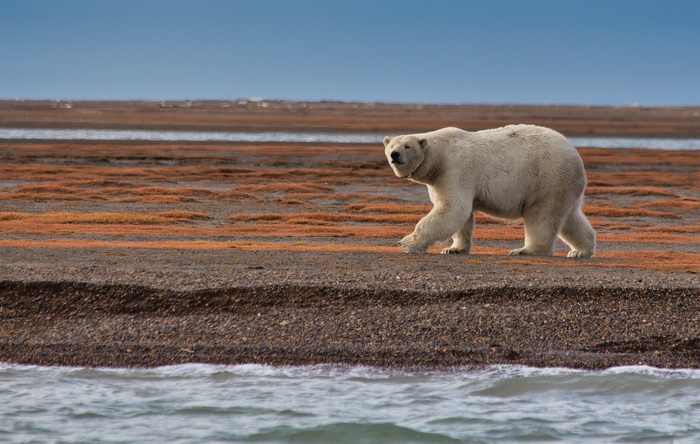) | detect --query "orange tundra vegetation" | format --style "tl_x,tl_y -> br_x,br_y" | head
0,142 -> 698,272
0,211 -> 210,224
